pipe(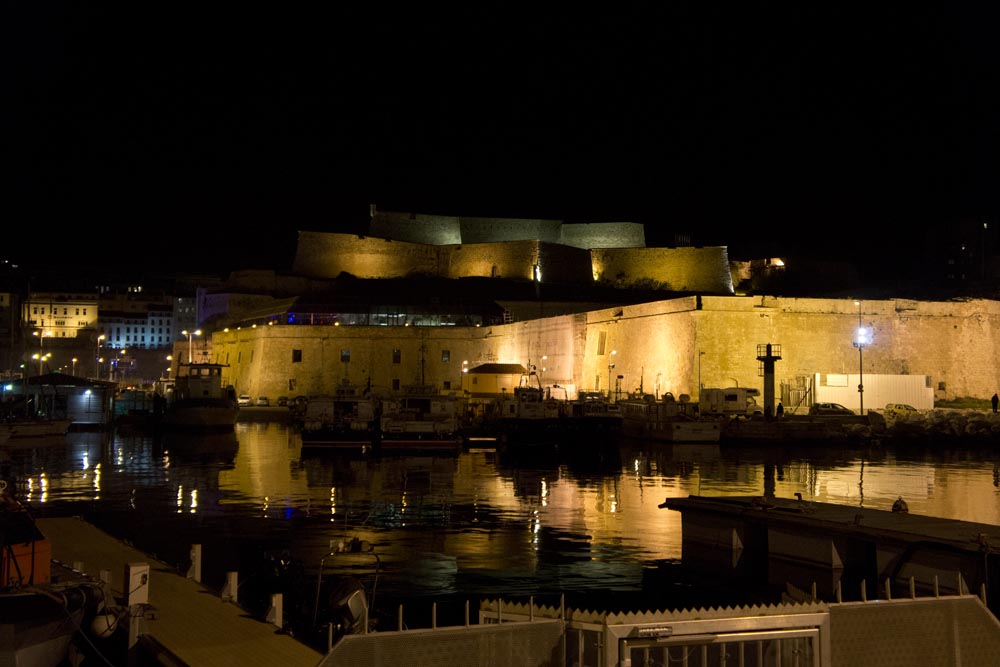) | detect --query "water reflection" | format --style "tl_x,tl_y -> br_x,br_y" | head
3,425 -> 999,613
